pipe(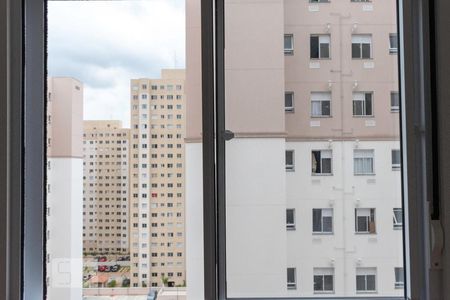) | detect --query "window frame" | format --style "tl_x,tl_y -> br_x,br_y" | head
355,208 -> 376,234
352,34 -> 373,59
0,0 -> 438,299
310,34 -> 331,59
286,208 -> 296,230
311,149 -> 333,175
311,91 -> 332,117
284,34 -> 294,55
284,91 -> 294,112
352,91 -> 374,117
312,208 -> 333,234
285,149 -> 295,171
